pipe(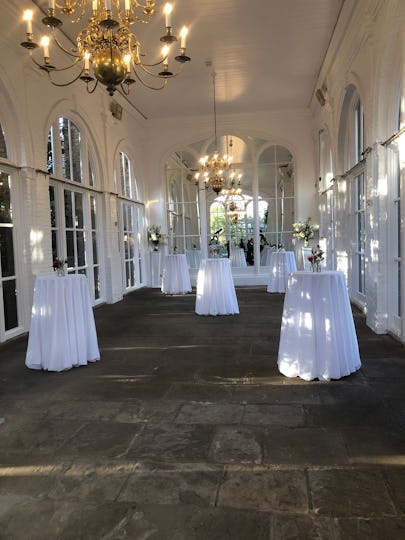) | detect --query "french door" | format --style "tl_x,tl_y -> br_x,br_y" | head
0,169 -> 20,341
119,200 -> 146,292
